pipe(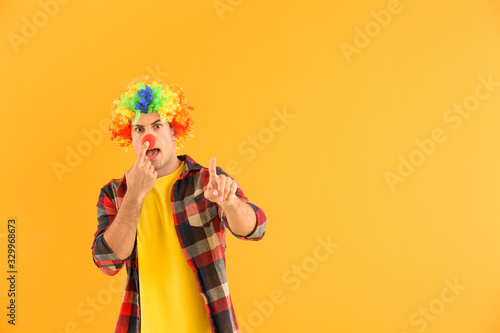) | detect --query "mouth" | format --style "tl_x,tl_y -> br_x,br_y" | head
146,148 -> 160,160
